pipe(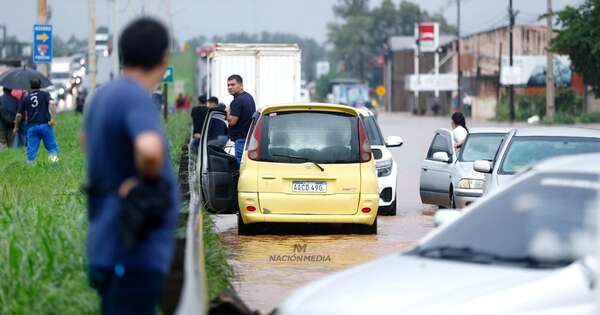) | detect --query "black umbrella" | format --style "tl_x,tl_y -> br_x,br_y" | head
0,66 -> 53,90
